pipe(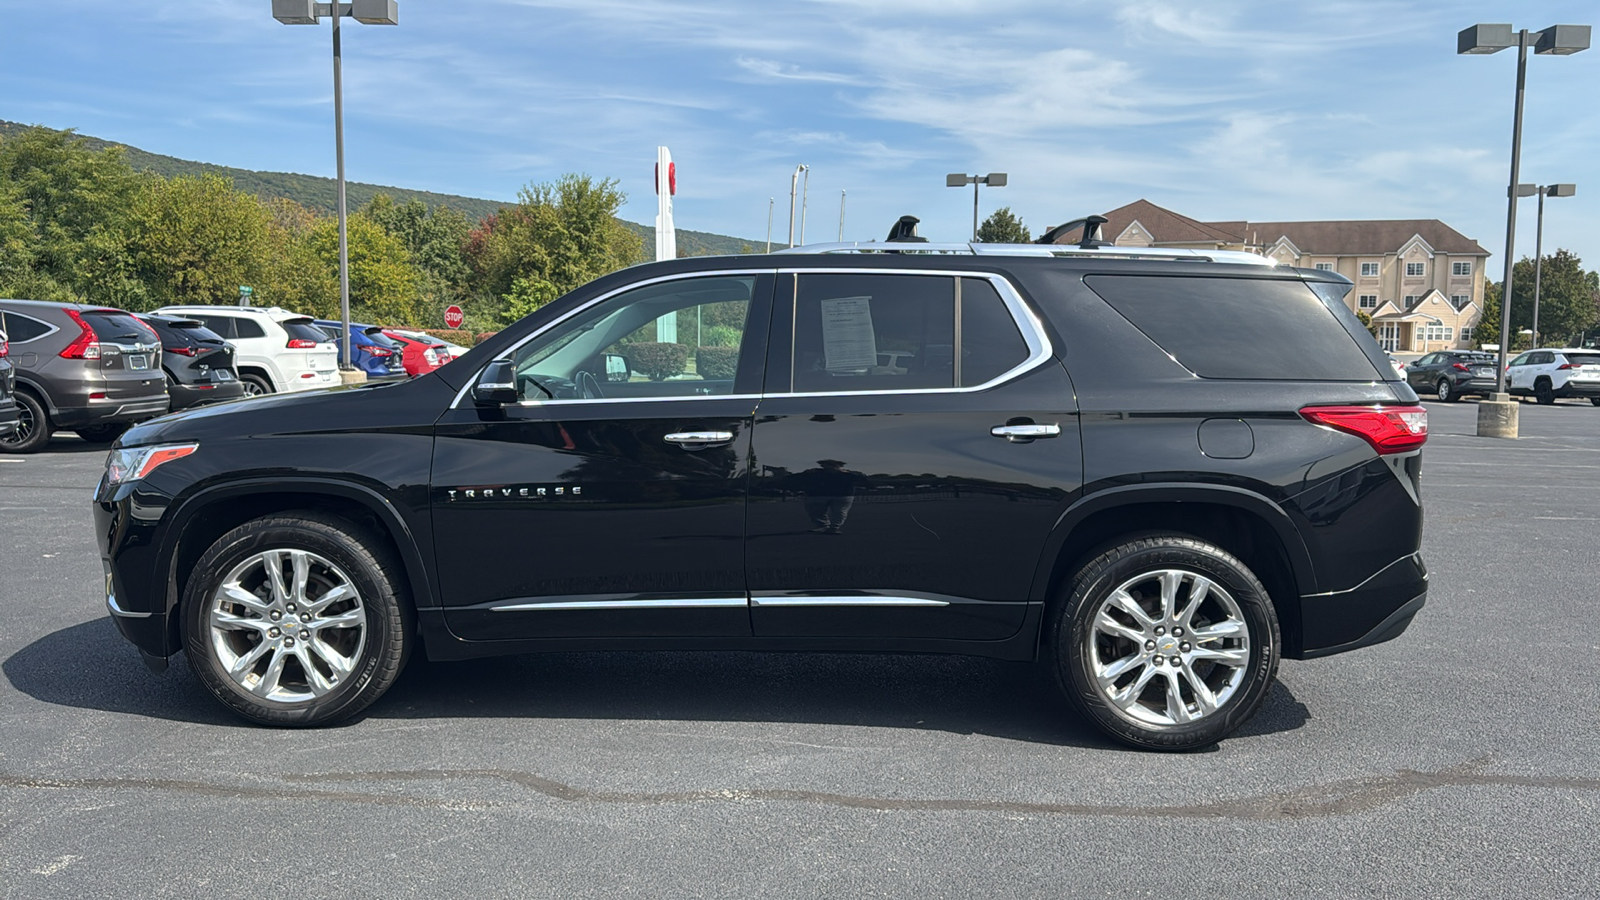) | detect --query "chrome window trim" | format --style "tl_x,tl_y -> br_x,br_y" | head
451,267 -> 1055,409
450,268 -> 777,410
750,596 -> 950,608
0,311 -> 61,345
491,597 -> 748,612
